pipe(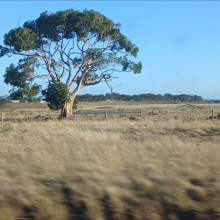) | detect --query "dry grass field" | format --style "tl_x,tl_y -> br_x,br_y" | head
0,102 -> 220,220
1,101 -> 220,121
